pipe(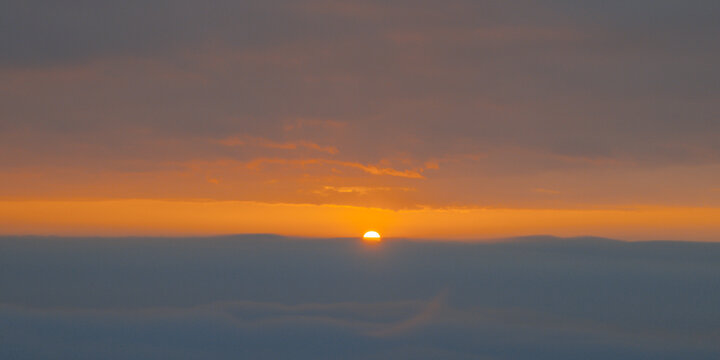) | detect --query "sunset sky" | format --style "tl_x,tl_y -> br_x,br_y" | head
4,3 -> 720,359
2,1 -> 719,240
